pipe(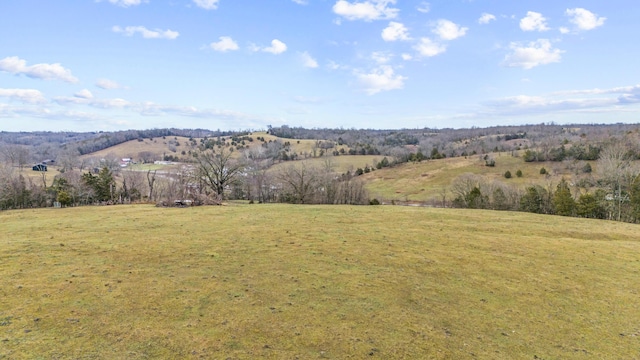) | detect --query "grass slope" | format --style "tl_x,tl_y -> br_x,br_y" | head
82,136 -> 198,161
79,132 -> 348,164
1,205 -> 639,359
362,154 -> 596,203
